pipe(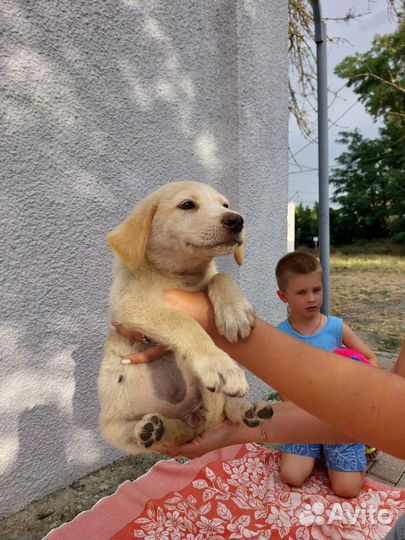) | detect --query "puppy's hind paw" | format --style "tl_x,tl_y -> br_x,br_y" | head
243,402 -> 274,427
135,414 -> 165,448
